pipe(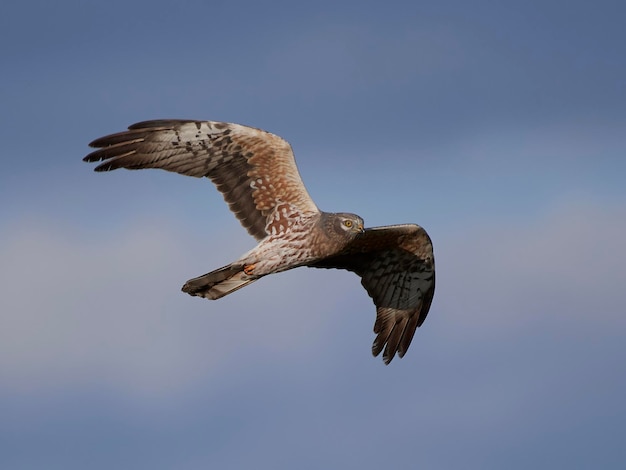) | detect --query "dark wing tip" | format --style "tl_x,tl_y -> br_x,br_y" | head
84,124 -> 162,171
371,298 -> 431,365
372,340 -> 397,365
92,161 -> 118,172
375,333 -> 402,365
83,120 -> 205,172
86,120 -> 186,149
127,119 -> 193,130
